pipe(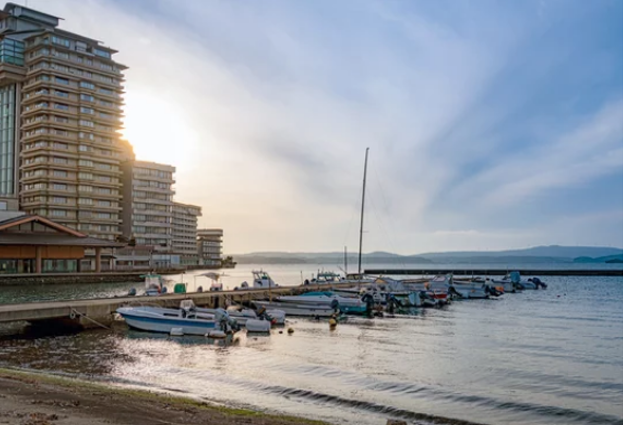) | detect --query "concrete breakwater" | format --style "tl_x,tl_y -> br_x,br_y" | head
364,268 -> 623,276
0,272 -> 146,286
